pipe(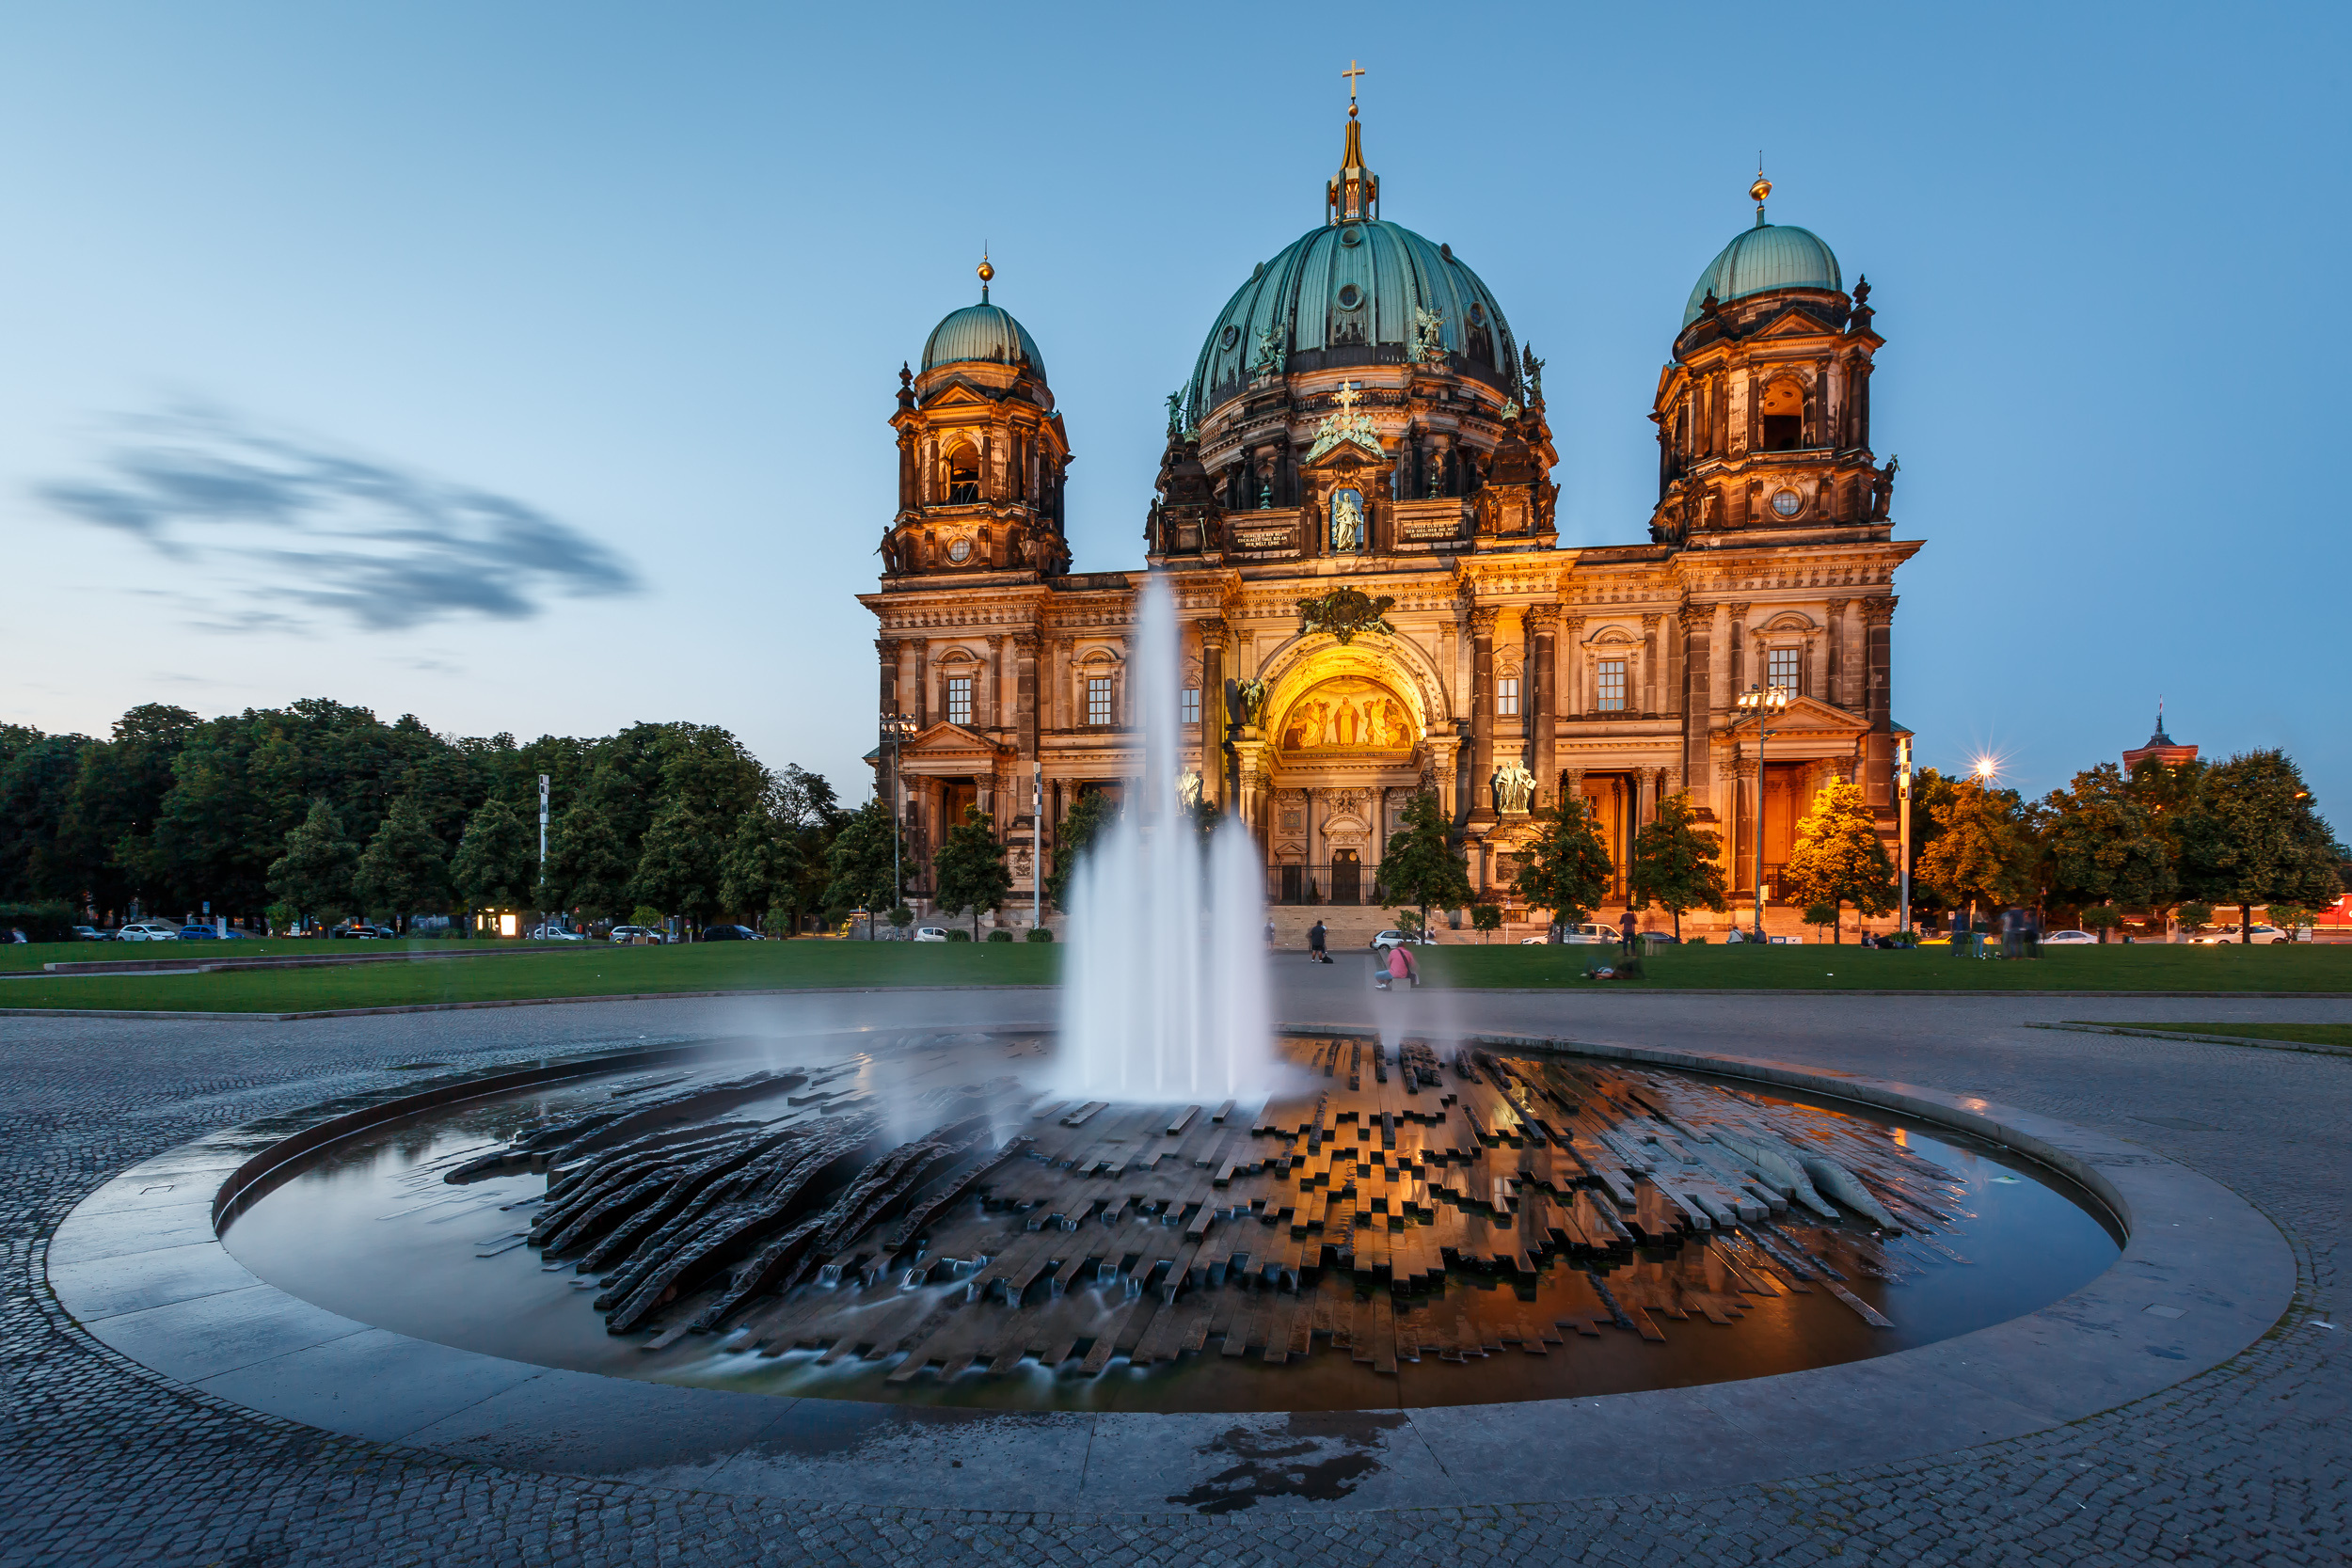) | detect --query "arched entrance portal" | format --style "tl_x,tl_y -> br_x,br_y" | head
1259,655 -> 1428,905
